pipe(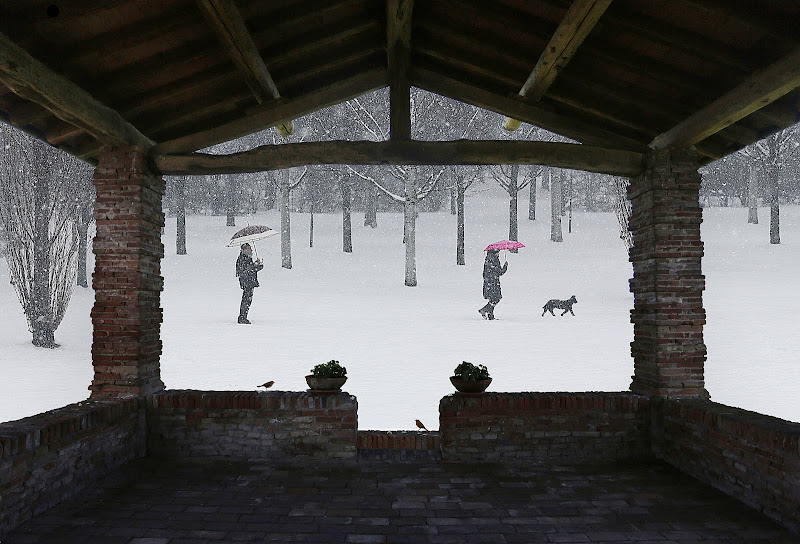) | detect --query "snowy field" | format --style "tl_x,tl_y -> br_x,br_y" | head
1,187 -> 799,430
